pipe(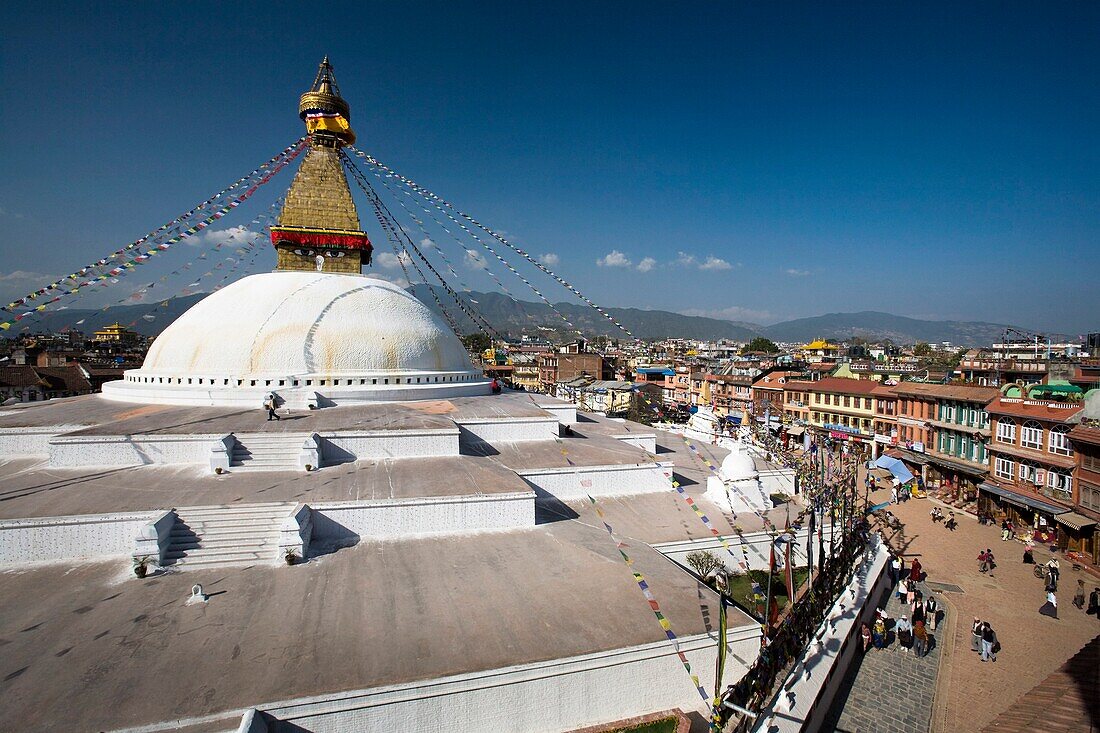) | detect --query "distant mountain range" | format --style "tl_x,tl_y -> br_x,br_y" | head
8,285 -> 1069,348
